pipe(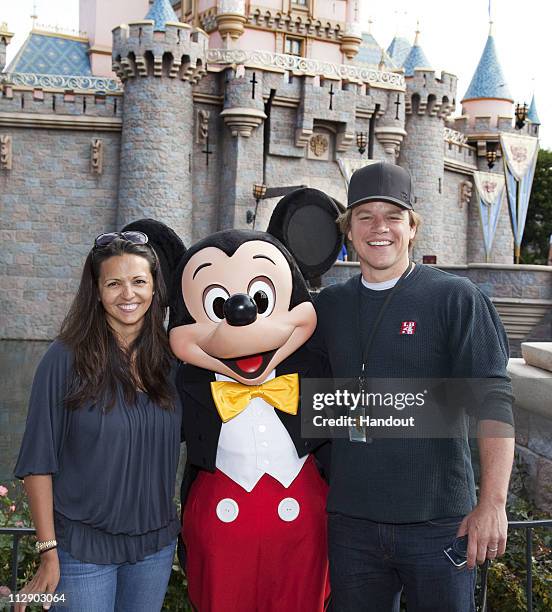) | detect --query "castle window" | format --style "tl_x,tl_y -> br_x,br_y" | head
292,0 -> 308,7
285,36 -> 304,57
